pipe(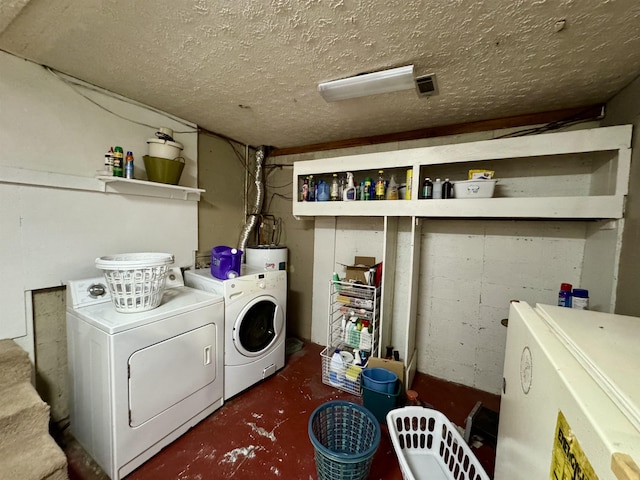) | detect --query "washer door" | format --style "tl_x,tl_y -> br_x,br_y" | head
233,295 -> 284,357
